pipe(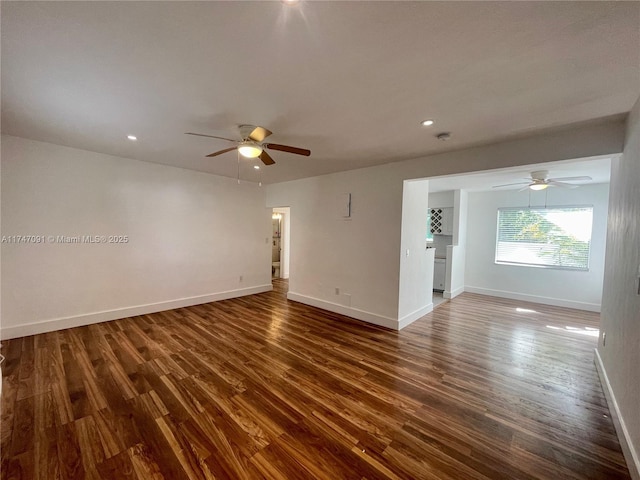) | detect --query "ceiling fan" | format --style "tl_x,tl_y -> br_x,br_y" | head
492,170 -> 592,191
185,124 -> 310,166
